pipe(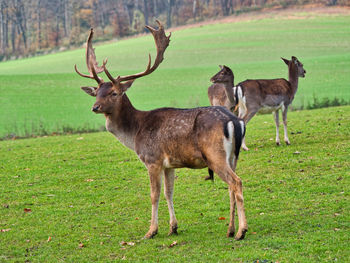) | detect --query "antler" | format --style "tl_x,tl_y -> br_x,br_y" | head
74,28 -> 106,84
103,20 -> 171,86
